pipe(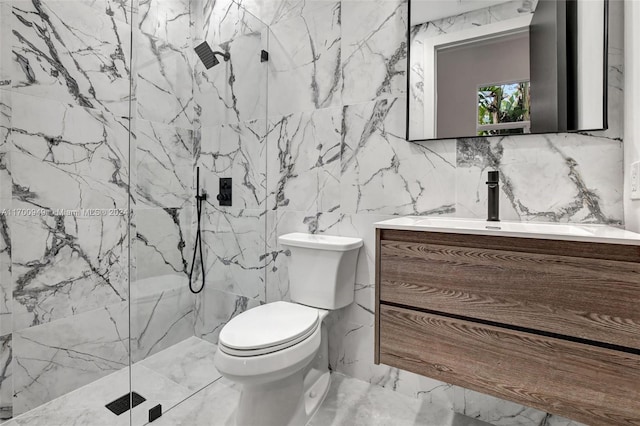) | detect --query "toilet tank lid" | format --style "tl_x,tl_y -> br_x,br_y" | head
278,233 -> 363,251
